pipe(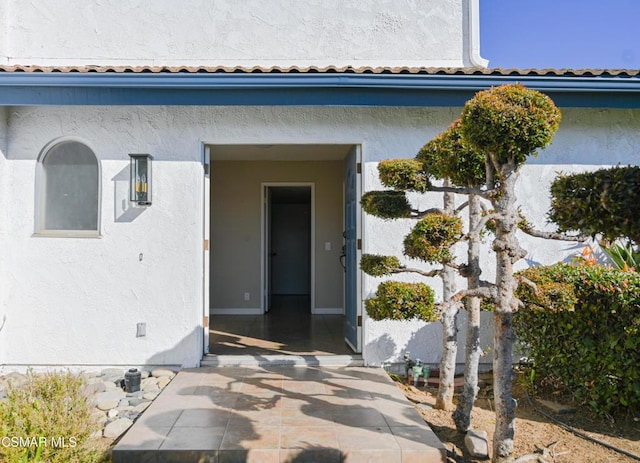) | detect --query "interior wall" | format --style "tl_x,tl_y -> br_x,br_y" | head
210,160 -> 343,312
